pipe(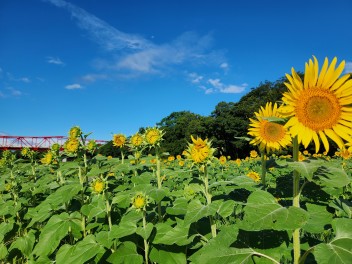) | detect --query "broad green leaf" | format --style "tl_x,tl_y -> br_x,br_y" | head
188,225 -> 239,262
26,204 -> 52,228
313,166 -> 351,189
314,218 -> 352,264
32,212 -> 71,256
0,243 -> 8,260
136,222 -> 154,240
109,210 -> 142,239
241,190 -> 308,231
9,230 -> 36,257
184,199 -> 221,226
303,203 -> 333,233
56,234 -> 104,264
153,221 -> 193,246
0,221 -> 14,243
166,197 -> 188,215
81,195 -> 106,221
111,191 -> 131,208
148,187 -> 169,203
131,172 -> 153,185
287,160 -> 323,181
150,247 -> 187,264
190,246 -> 279,264
95,231 -> 120,249
107,241 -> 143,264
217,200 -> 236,218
